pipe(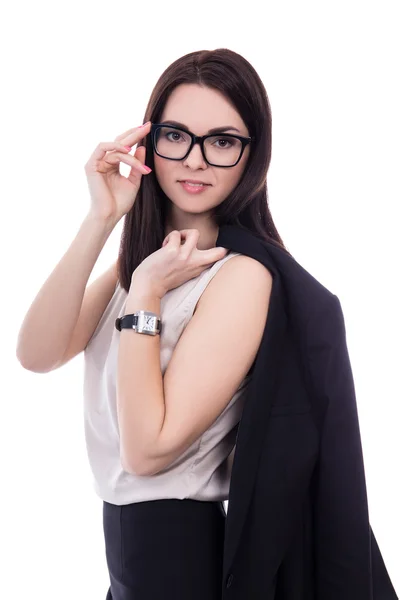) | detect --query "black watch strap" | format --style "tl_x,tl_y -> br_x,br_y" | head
115,314 -> 138,331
